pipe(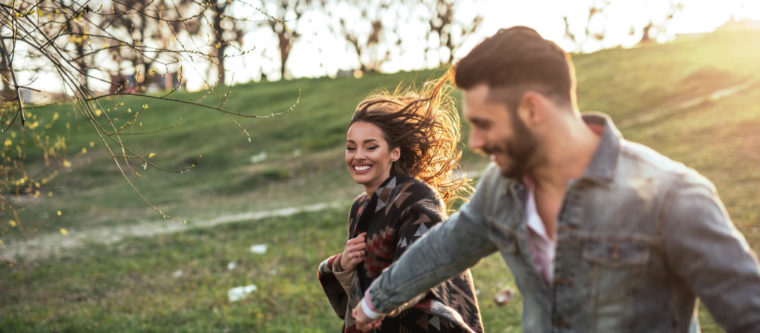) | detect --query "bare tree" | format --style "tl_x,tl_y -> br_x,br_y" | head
206,0 -> 245,85
258,0 -> 312,80
329,0 -> 399,73
106,0 -> 166,90
562,0 -> 610,53
0,0 -> 295,224
638,0 -> 684,44
563,0 -> 685,52
421,0 -> 483,65
0,42 -> 13,100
